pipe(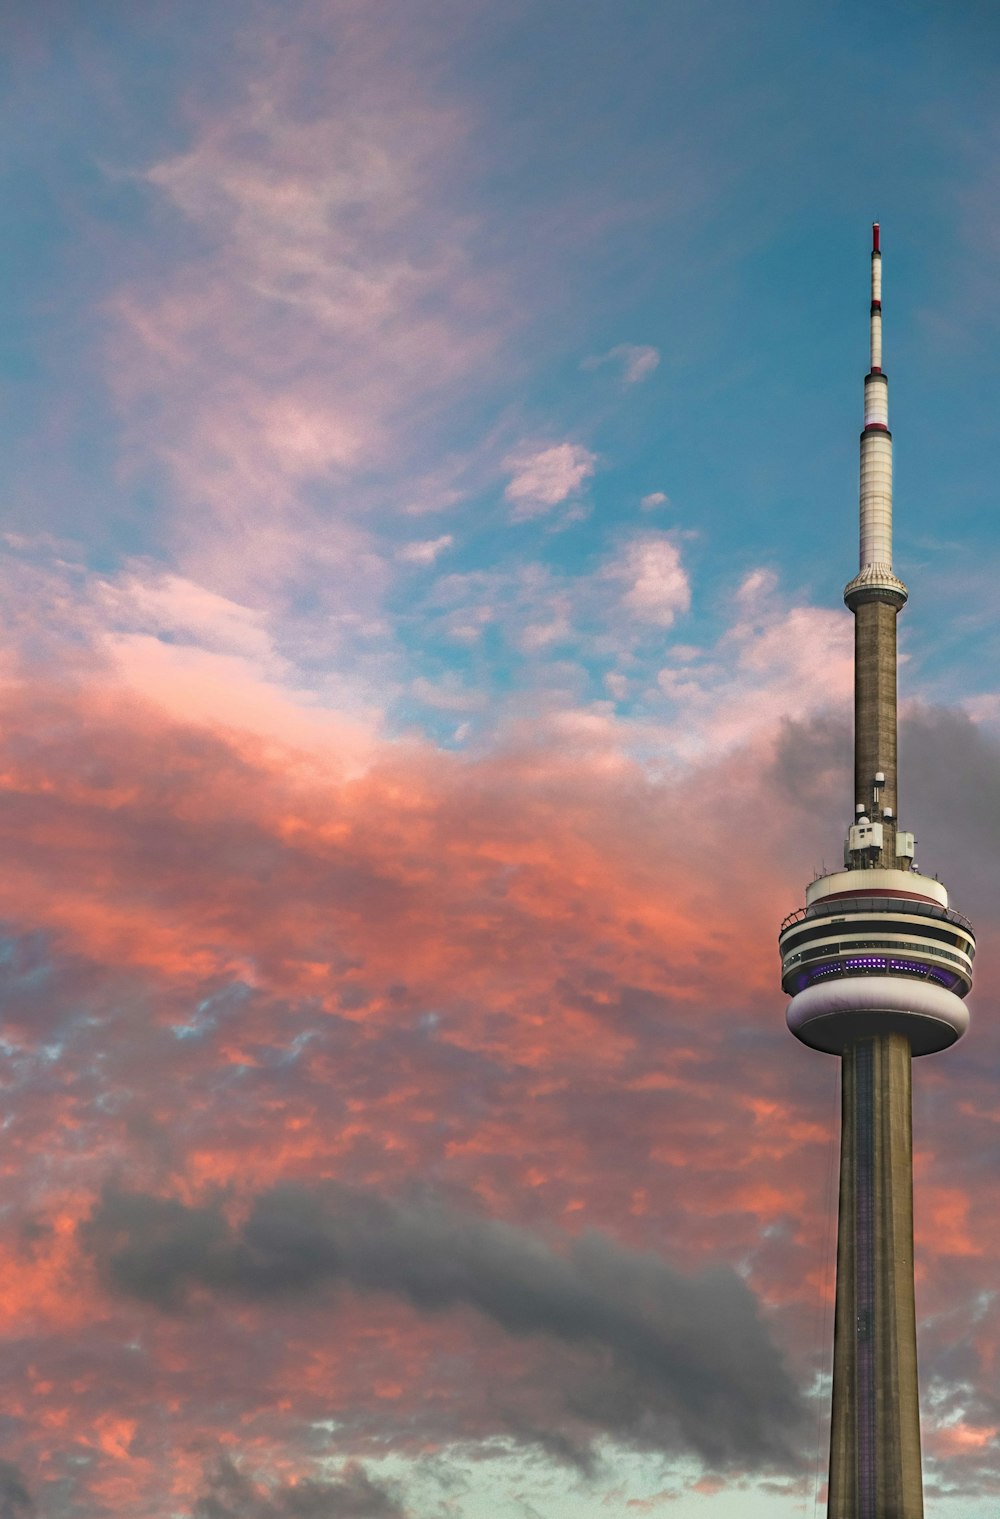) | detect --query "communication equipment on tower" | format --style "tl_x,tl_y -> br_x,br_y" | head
895,831 -> 915,859
848,818 -> 883,853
